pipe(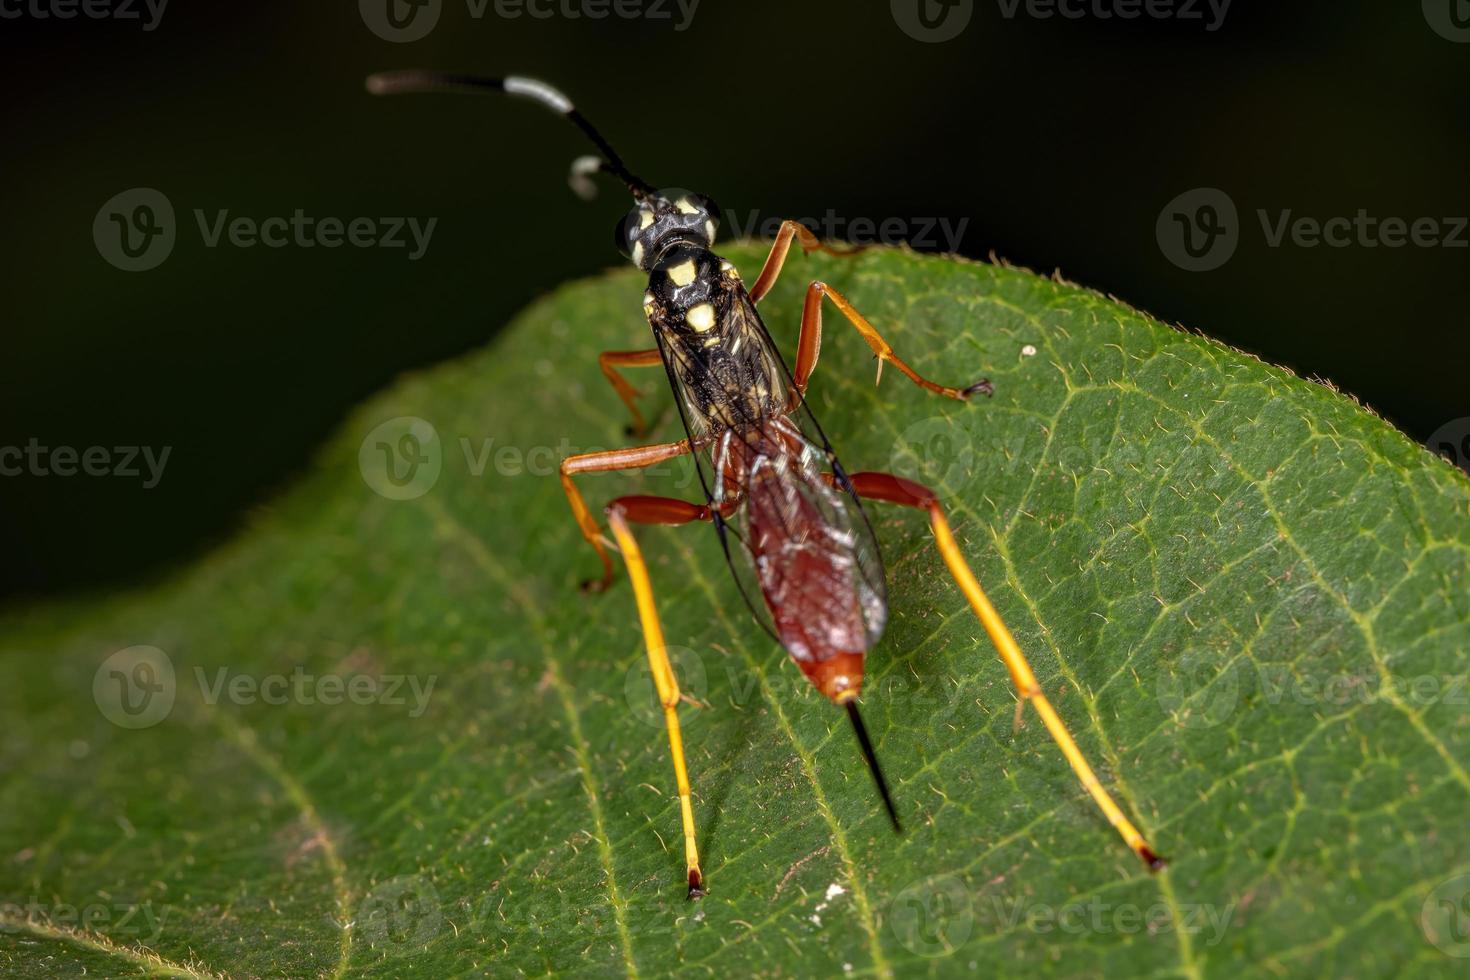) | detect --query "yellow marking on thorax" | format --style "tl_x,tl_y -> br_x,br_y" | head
686,302 -> 716,332
668,260 -> 697,287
